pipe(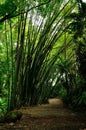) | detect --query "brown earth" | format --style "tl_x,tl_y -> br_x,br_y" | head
0,98 -> 86,130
